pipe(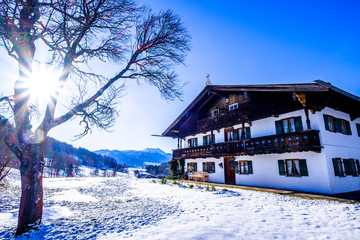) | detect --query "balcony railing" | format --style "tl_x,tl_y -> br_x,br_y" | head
196,106 -> 251,133
173,130 -> 321,159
